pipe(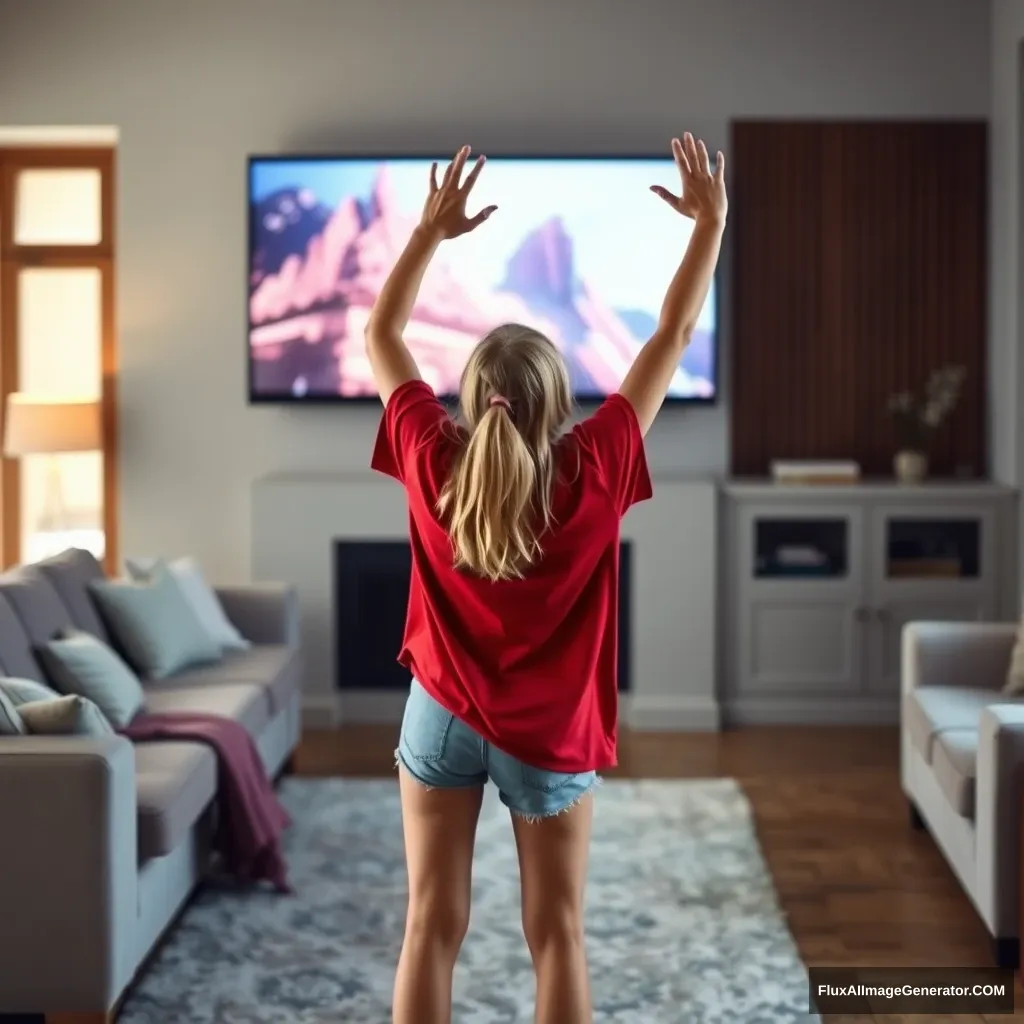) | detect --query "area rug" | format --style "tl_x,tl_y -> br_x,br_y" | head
118,778 -> 818,1023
